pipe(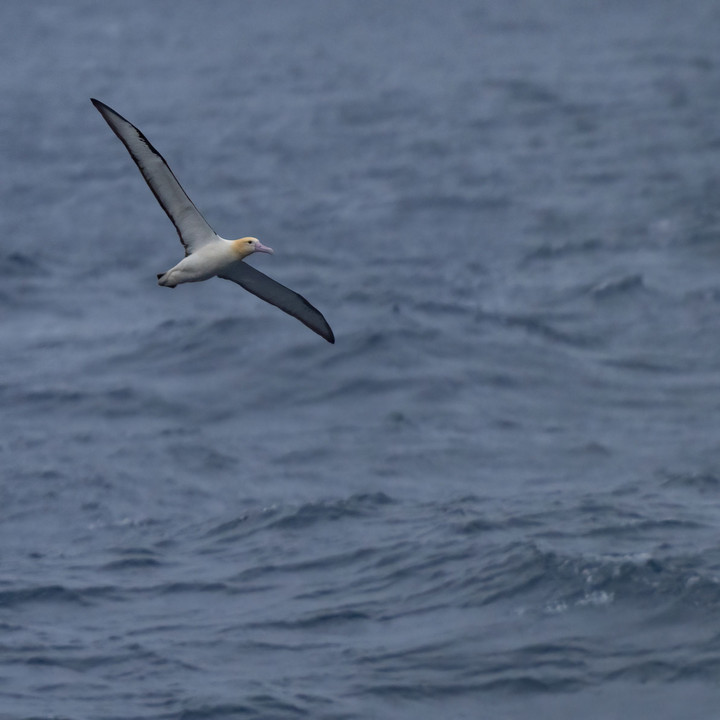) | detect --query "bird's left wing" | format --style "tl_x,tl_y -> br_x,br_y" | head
218,261 -> 335,343
91,98 -> 217,255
